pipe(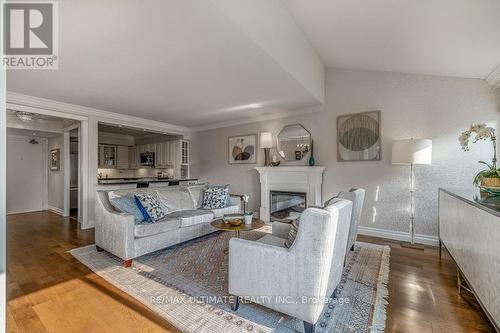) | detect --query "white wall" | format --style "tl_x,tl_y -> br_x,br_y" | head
6,135 -> 47,214
192,68 -> 498,238
0,40 -> 6,333
48,134 -> 65,213
496,89 -> 500,109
